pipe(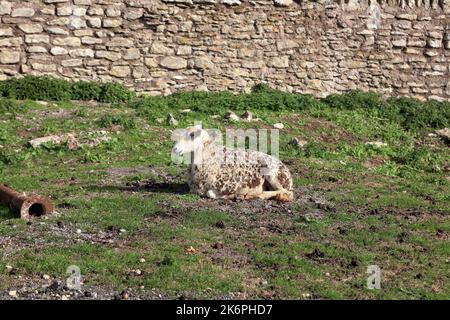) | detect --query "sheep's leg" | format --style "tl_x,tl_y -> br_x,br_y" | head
256,190 -> 291,202
264,175 -> 294,201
